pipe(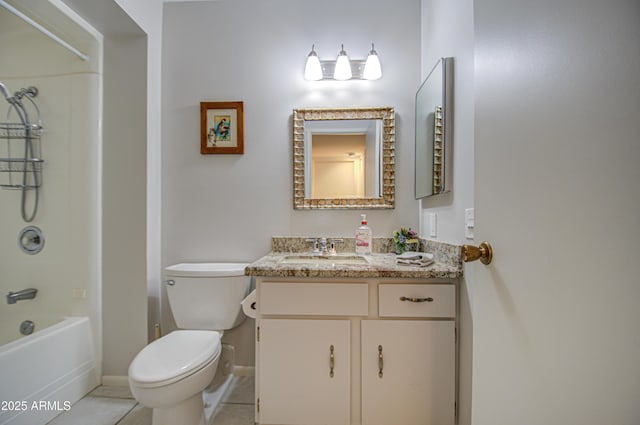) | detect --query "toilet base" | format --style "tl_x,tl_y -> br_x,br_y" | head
152,392 -> 205,425
150,373 -> 235,425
